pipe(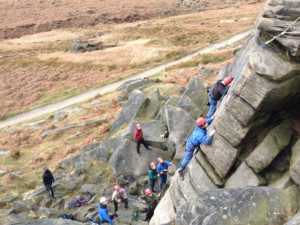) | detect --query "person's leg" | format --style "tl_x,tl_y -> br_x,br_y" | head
207,95 -> 217,119
145,207 -> 154,222
113,200 -> 118,214
179,150 -> 194,173
45,184 -> 52,197
136,141 -> 141,154
123,198 -> 129,209
148,179 -> 154,191
49,185 -> 55,198
159,175 -> 167,191
141,138 -> 151,150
